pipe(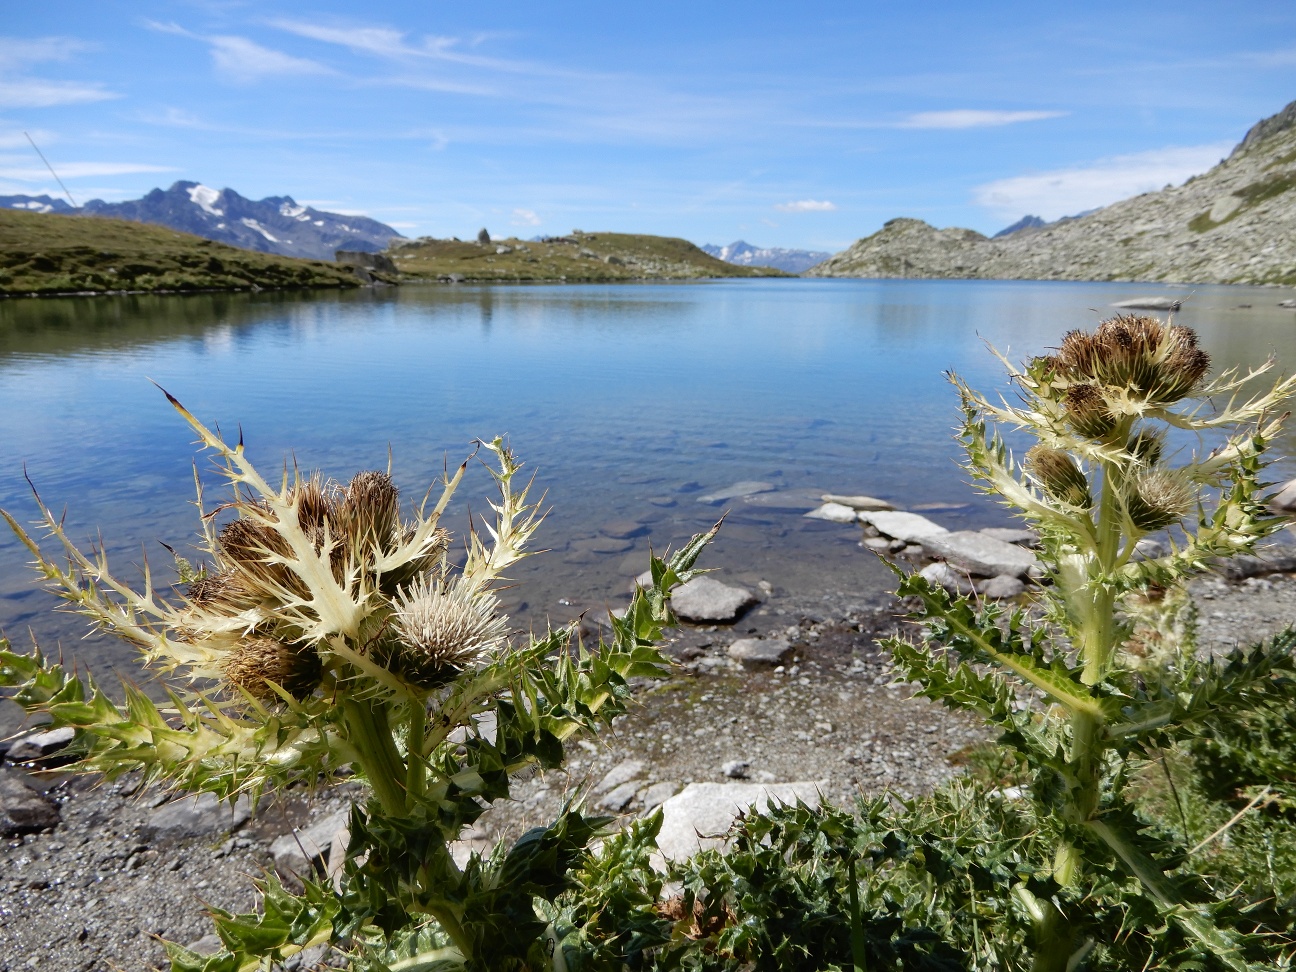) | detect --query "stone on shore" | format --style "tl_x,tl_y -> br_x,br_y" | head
696,481 -> 775,504
655,782 -> 823,863
980,574 -> 1027,599
857,510 -> 949,545
727,637 -> 793,666
670,576 -> 758,622
803,502 -> 859,523
640,780 -> 681,812
821,494 -> 895,511
6,726 -> 76,763
271,808 -> 350,875
1219,546 -> 1296,580
595,759 -> 645,795
920,562 -> 974,595
1270,478 -> 1296,512
0,767 -> 60,835
145,792 -> 252,839
597,782 -> 642,812
922,531 -> 1040,578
